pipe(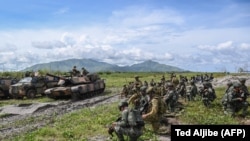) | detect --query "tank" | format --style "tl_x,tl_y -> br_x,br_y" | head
44,73 -> 105,100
